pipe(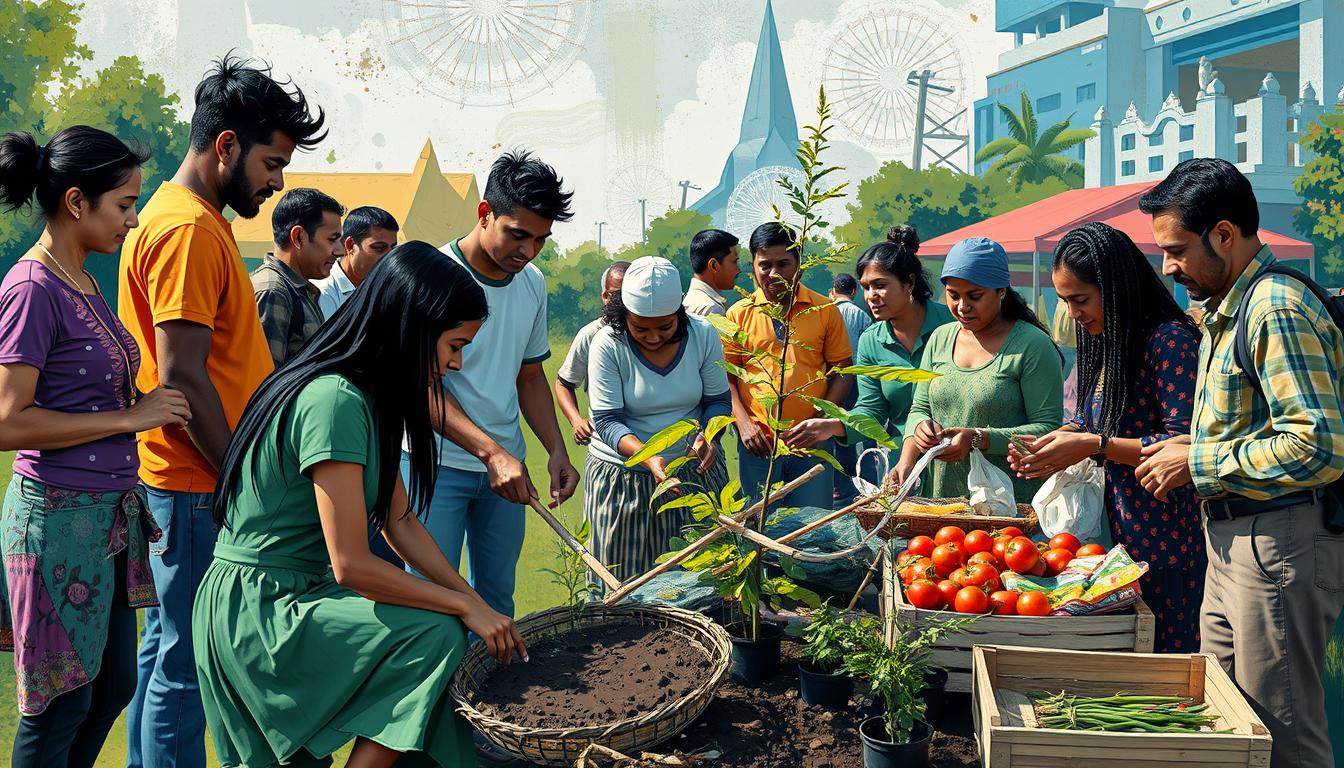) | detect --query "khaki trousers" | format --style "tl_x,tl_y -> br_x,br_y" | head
1201,501 -> 1344,768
